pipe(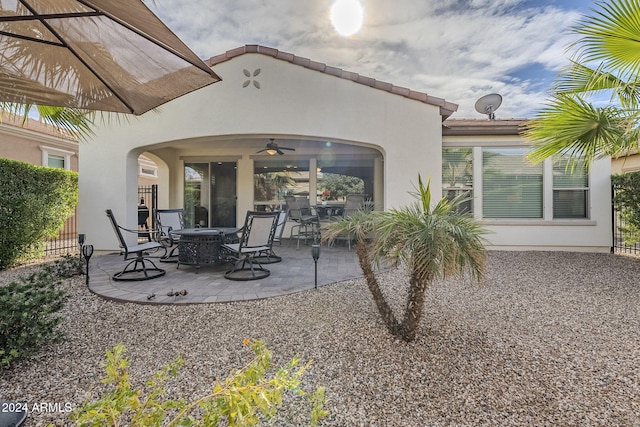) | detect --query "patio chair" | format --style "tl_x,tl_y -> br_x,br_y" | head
329,194 -> 367,250
222,211 -> 279,281
106,209 -> 166,281
342,194 -> 366,217
155,208 -> 185,261
253,209 -> 288,264
284,195 -> 320,249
